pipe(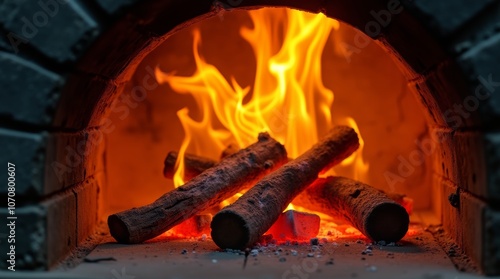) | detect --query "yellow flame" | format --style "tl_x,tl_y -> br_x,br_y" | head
155,8 -> 367,189
339,117 -> 370,180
